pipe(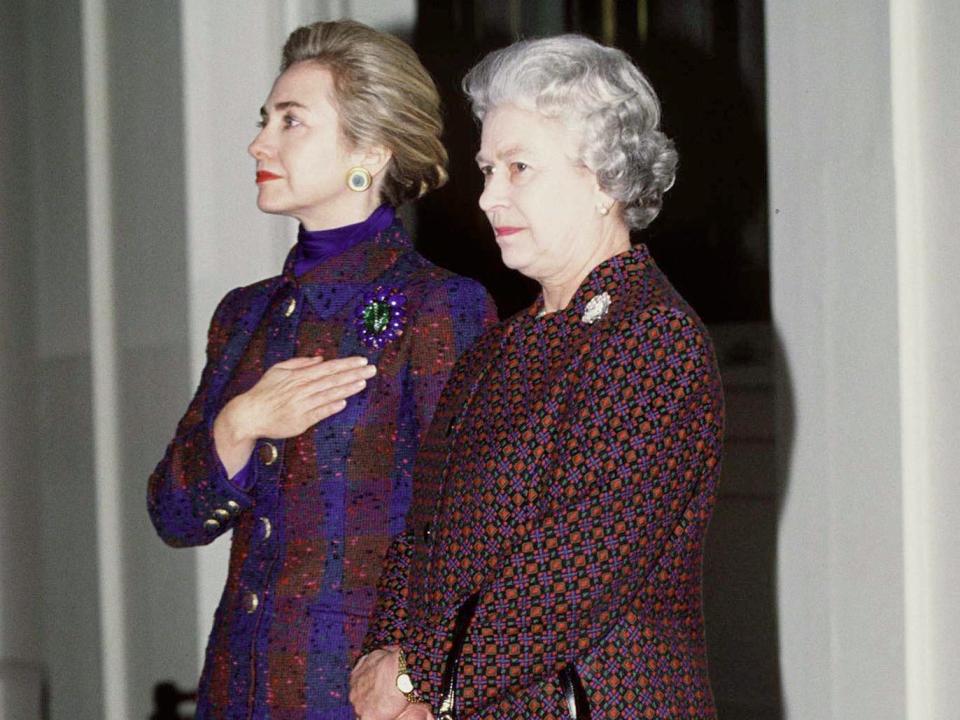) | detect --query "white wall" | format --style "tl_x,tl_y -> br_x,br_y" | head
768,1 -> 960,718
